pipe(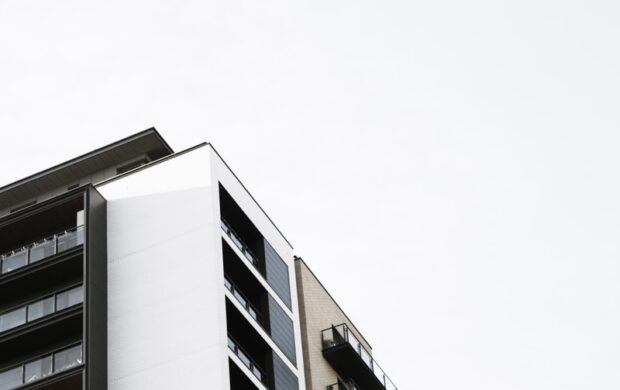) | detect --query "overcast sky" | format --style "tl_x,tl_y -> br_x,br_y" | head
1,0 -> 619,389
